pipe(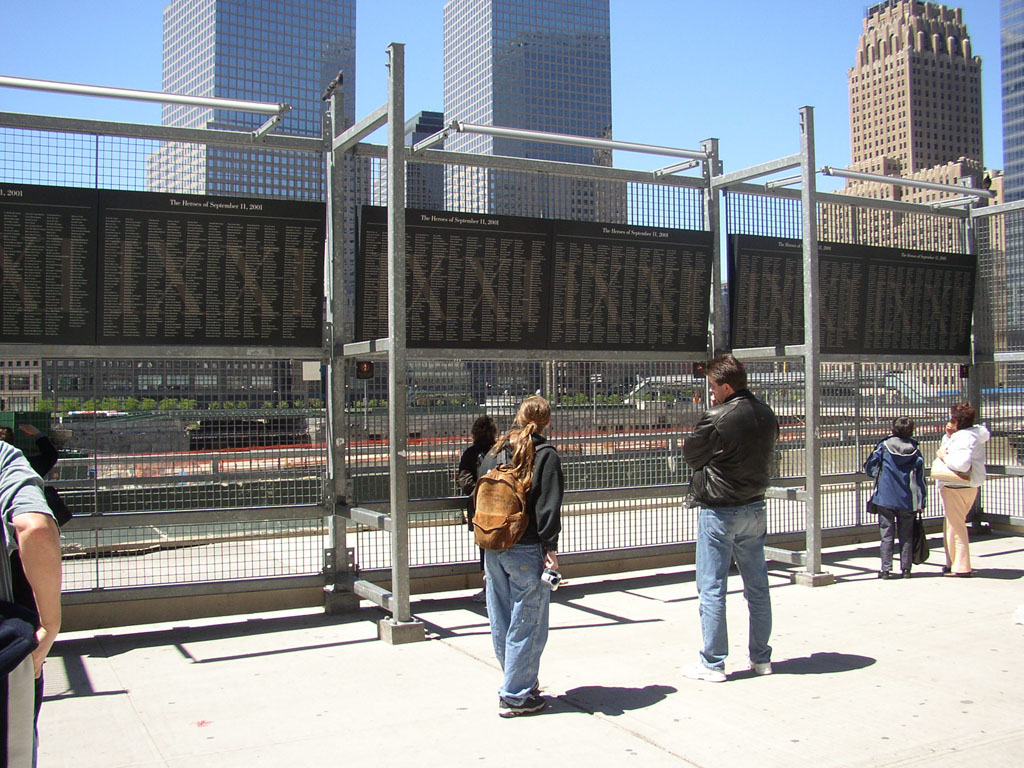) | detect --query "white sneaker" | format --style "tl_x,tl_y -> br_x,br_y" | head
683,663 -> 727,683
749,661 -> 773,676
